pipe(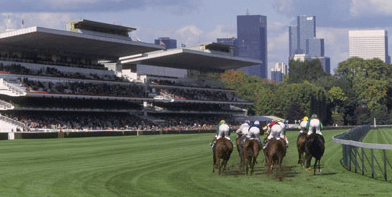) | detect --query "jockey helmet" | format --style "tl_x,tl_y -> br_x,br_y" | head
302,116 -> 308,121
245,119 -> 250,124
311,114 -> 318,119
219,119 -> 226,124
254,120 -> 260,125
263,124 -> 269,130
276,118 -> 282,122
